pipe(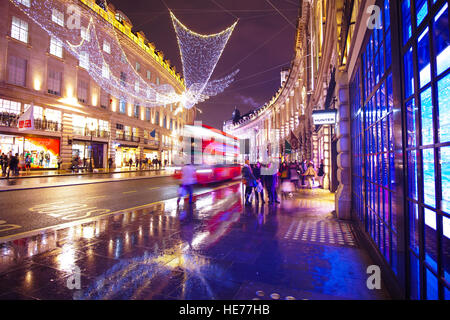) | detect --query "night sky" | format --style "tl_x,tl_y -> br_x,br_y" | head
109,0 -> 299,129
